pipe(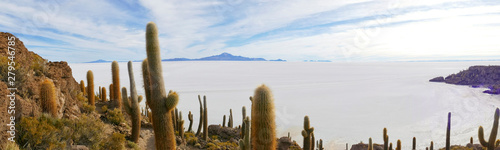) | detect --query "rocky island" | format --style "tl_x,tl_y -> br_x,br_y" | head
430,65 -> 500,94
